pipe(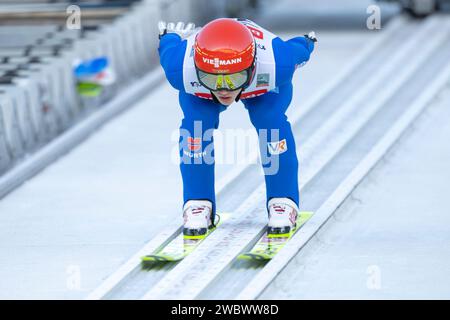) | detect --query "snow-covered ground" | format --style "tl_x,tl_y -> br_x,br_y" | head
4,0 -> 447,300
262,85 -> 450,299
0,29 -> 378,299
